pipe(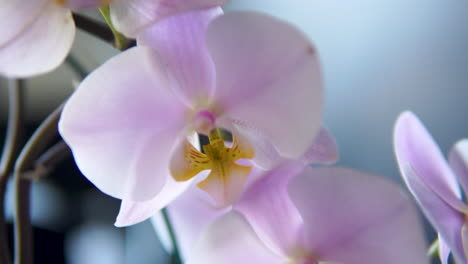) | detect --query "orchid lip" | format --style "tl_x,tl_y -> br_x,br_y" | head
170,129 -> 255,206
